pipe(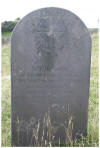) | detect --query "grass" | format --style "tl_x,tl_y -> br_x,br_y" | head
2,32 -> 11,38
1,44 -> 10,76
1,31 -> 99,146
